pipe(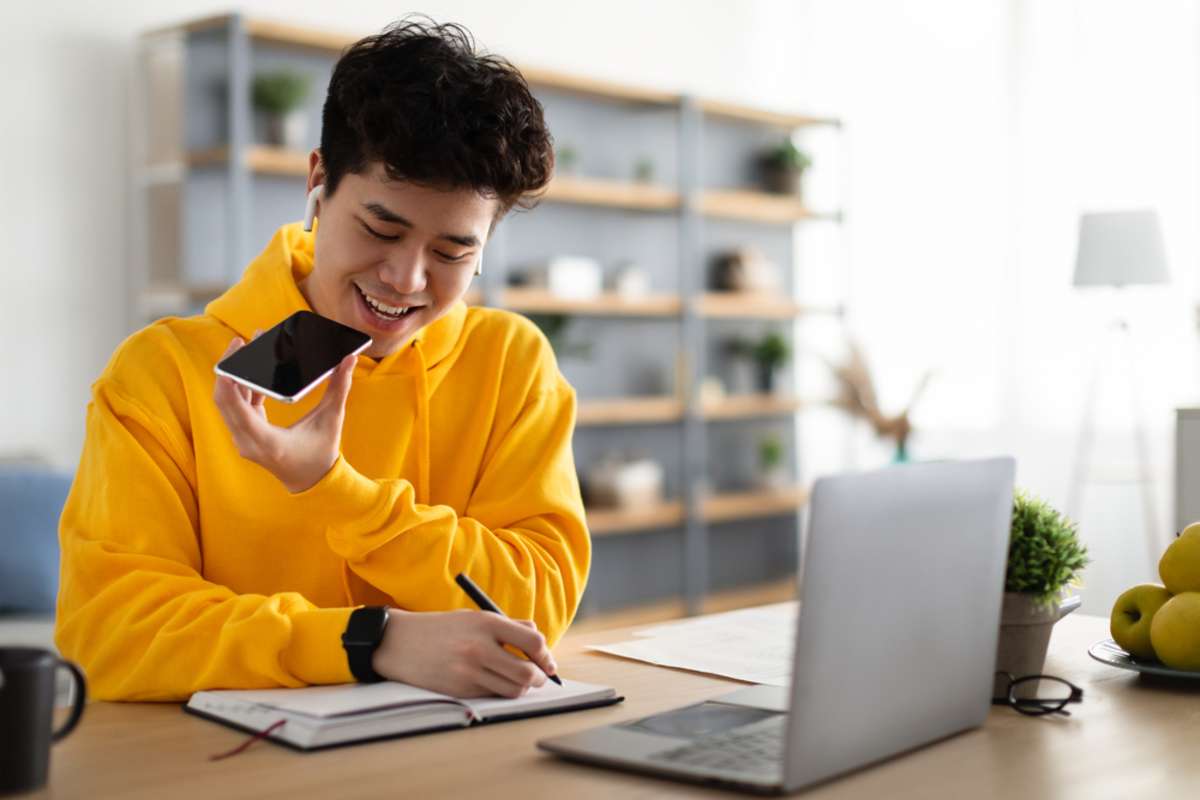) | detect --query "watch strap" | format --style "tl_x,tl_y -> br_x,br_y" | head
341,606 -> 389,683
